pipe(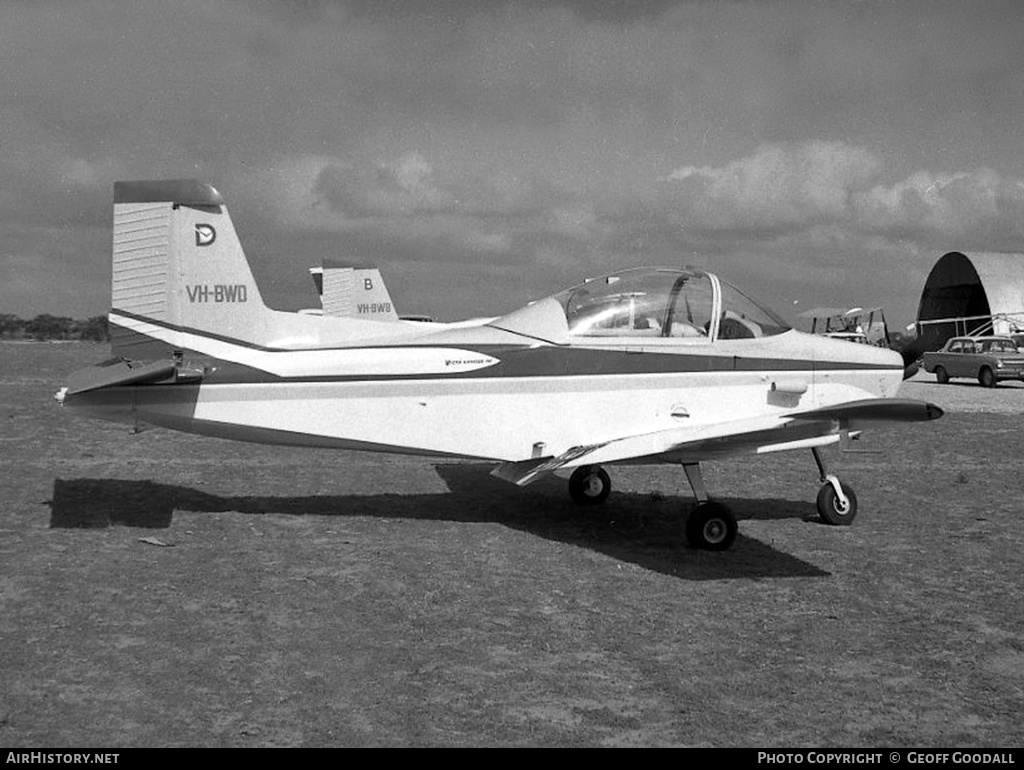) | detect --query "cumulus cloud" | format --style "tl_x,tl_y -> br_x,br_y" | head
854,169 -> 1024,241
665,142 -> 881,231
252,138 -> 1024,292
664,141 -> 1024,248
312,152 -> 455,218
5,1 -> 1024,320
245,151 -> 602,269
